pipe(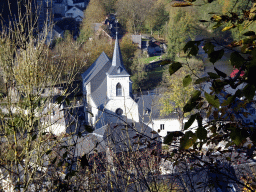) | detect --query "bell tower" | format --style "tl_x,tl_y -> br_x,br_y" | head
106,32 -> 131,99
